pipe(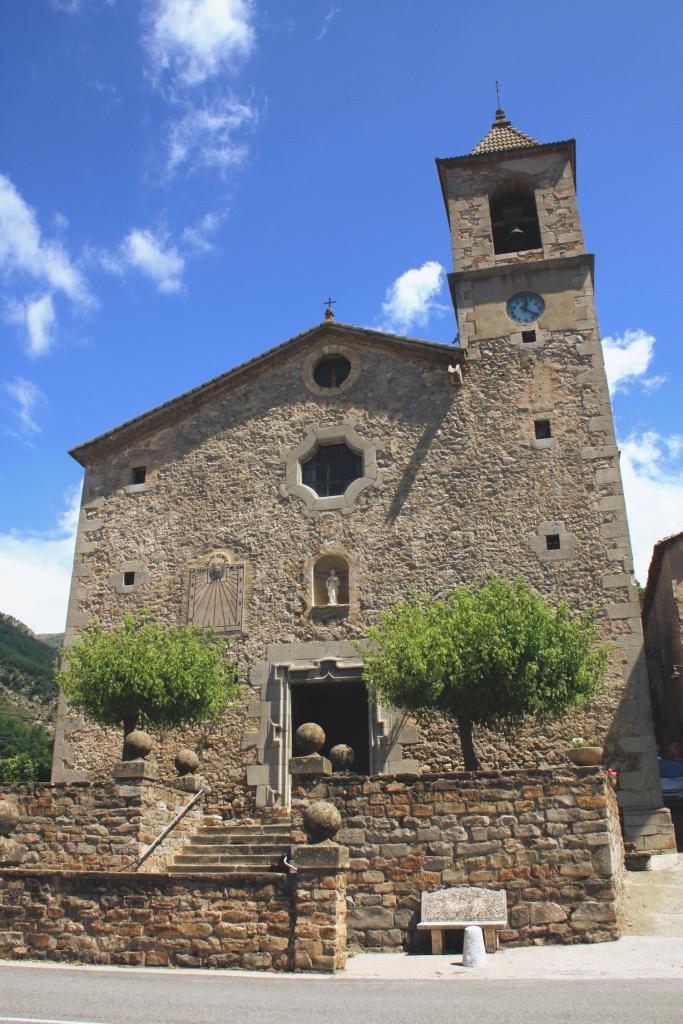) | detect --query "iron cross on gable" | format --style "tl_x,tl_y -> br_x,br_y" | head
323,297 -> 336,320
